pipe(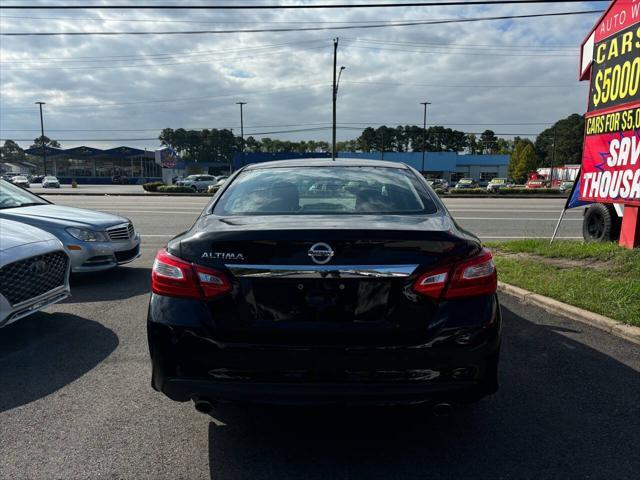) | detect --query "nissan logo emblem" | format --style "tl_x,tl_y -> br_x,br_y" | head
30,259 -> 48,276
308,243 -> 334,265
